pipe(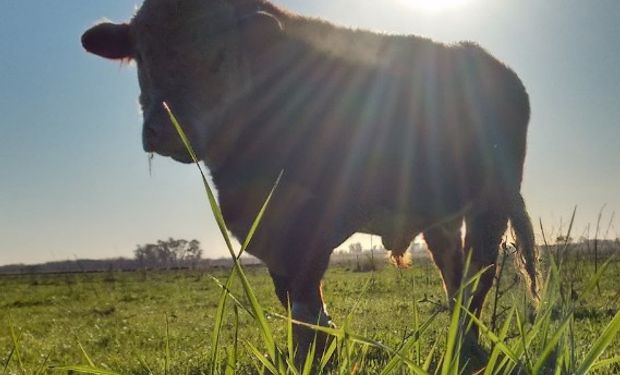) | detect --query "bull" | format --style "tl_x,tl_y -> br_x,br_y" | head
82,0 -> 540,360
